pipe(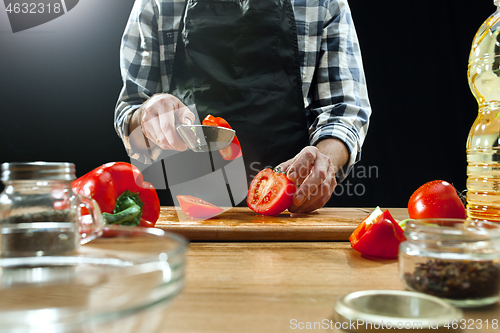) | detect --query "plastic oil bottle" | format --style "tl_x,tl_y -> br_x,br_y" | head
467,0 -> 500,221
